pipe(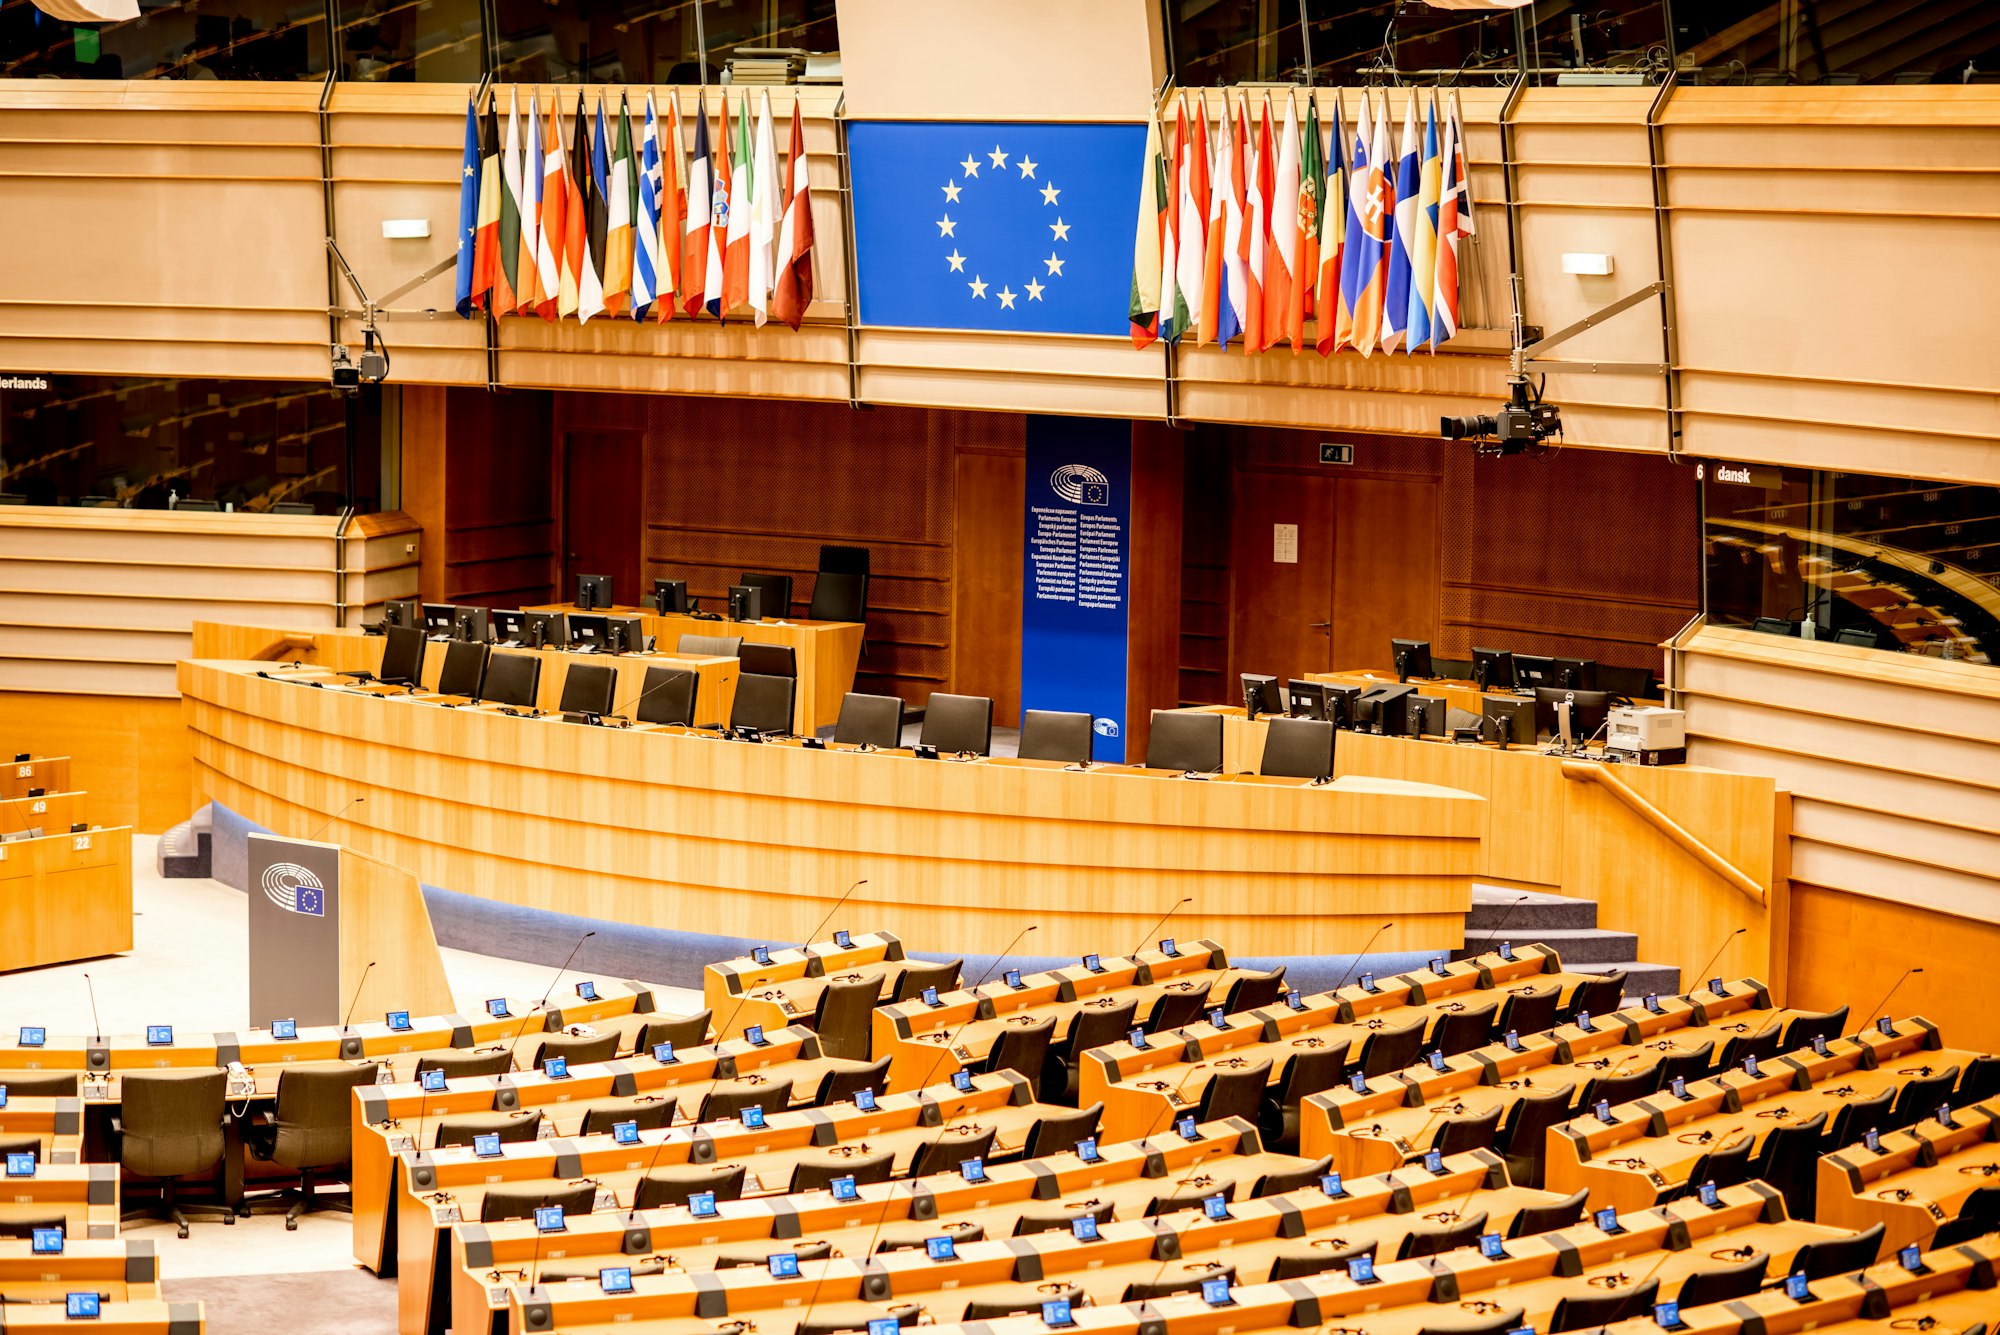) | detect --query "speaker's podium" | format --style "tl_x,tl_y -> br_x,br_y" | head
247,835 -> 452,1033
